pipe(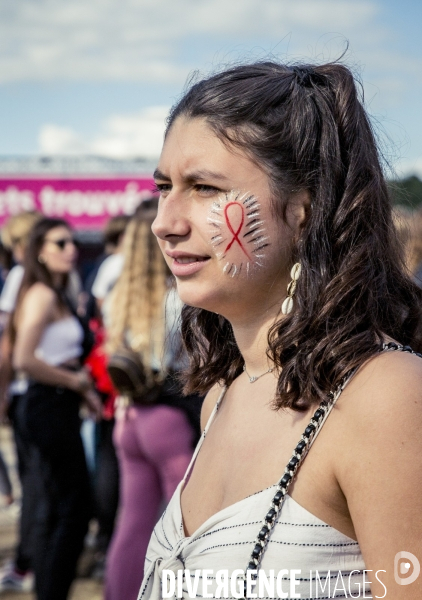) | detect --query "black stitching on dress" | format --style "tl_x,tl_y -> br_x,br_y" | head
198,539 -> 358,554
181,514 -> 332,548
199,540 -> 259,554
275,520 -> 330,527
184,518 -> 331,547
161,518 -> 173,550
269,539 -> 359,547
153,532 -> 172,552
185,521 -> 262,546
137,569 -> 154,598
